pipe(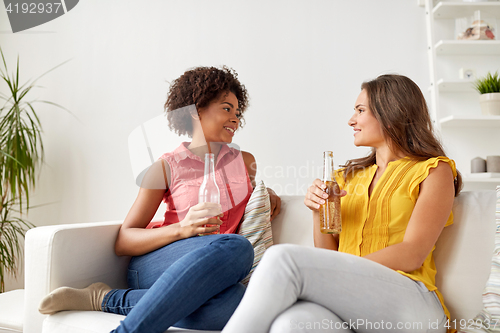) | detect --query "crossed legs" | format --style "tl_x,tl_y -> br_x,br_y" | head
222,244 -> 446,333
